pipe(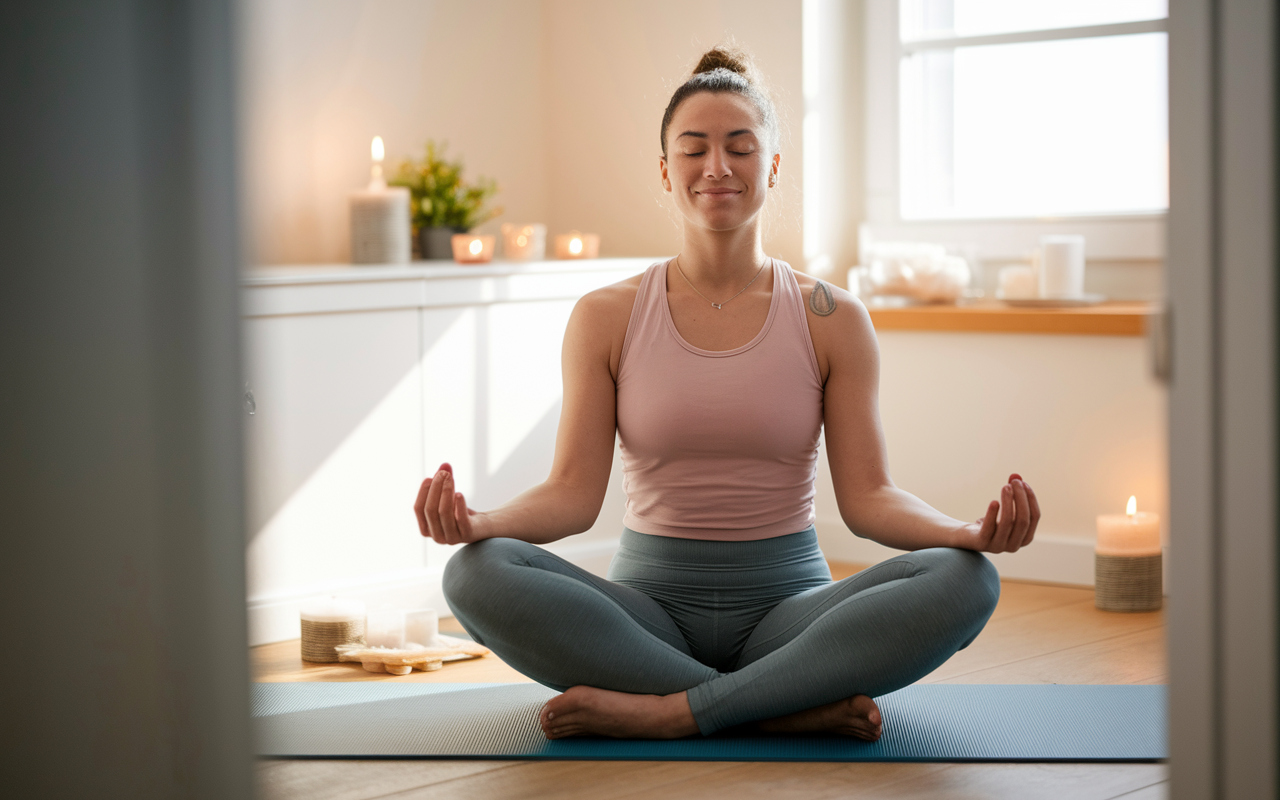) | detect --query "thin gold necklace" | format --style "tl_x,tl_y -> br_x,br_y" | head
674,256 -> 769,310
